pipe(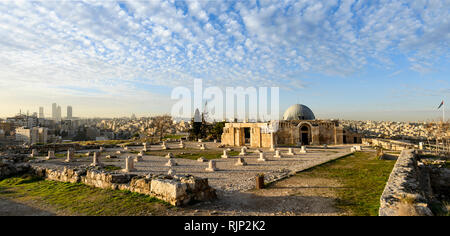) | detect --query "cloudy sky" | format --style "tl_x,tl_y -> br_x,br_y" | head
0,0 -> 449,121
